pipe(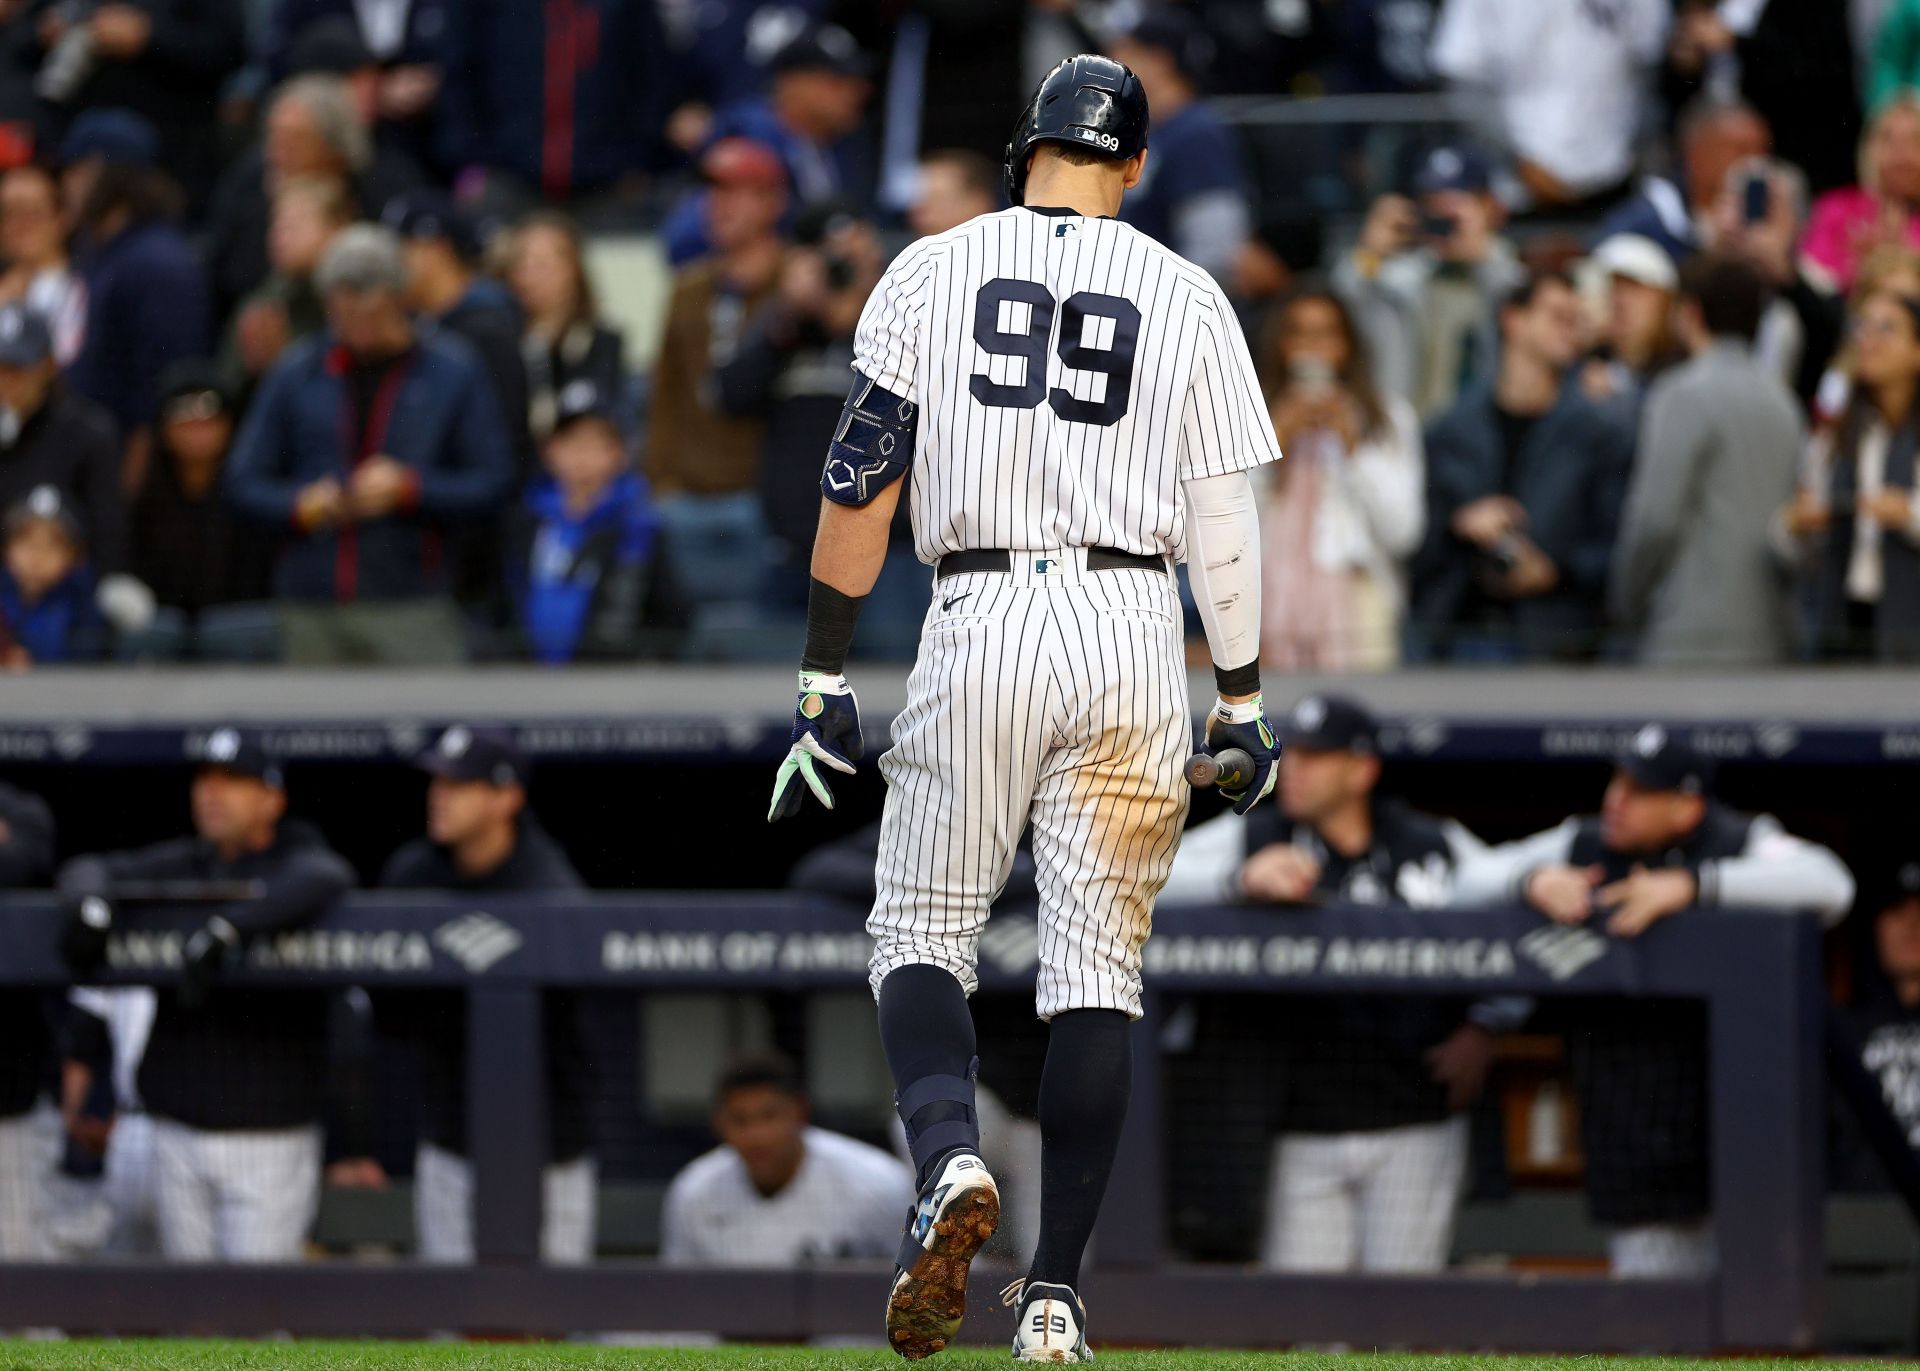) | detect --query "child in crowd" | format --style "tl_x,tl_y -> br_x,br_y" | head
509,380 -> 657,663
0,485 -> 103,665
